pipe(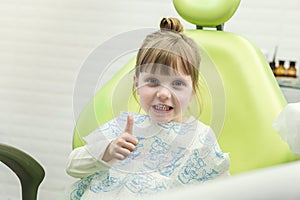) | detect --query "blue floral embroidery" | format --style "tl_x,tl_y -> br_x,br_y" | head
89,171 -> 124,193
158,123 -> 181,135
178,149 -> 219,184
71,113 -> 229,198
151,136 -> 170,154
70,174 -> 94,200
125,173 -> 167,194
132,114 -> 147,125
214,145 -> 224,158
159,147 -> 186,176
143,136 -> 170,170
